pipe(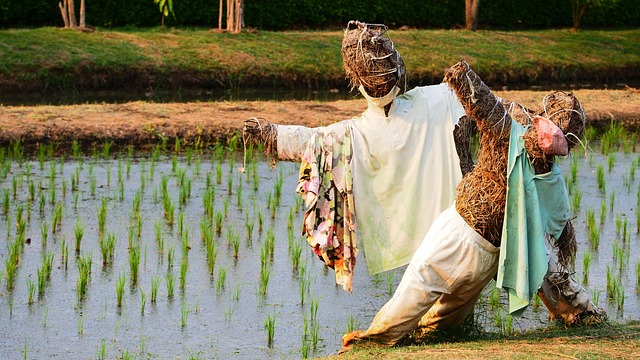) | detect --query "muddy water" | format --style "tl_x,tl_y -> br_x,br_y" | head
0,148 -> 638,359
